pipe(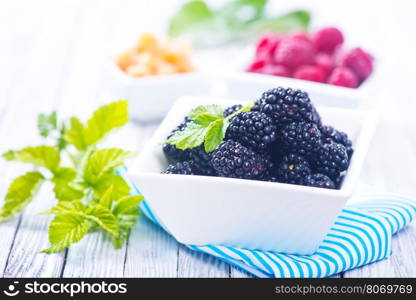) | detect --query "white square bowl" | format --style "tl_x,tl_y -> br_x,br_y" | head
126,95 -> 378,255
